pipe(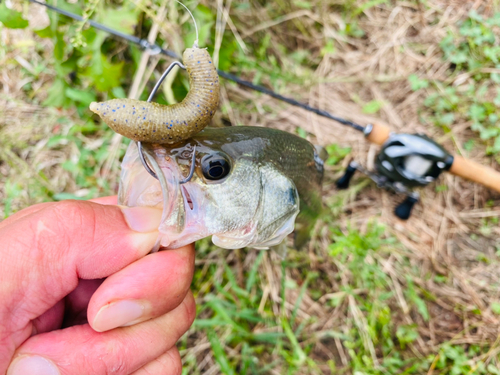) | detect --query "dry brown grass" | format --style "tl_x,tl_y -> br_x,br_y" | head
2,0 -> 500,373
